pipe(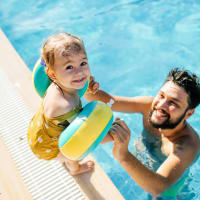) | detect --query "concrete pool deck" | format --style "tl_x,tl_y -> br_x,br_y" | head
0,29 -> 124,200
